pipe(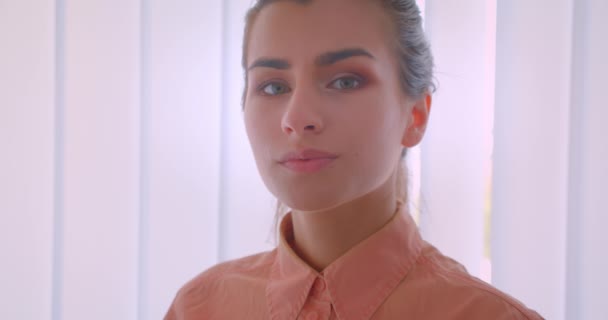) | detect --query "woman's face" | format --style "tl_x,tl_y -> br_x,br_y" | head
244,0 -> 429,211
